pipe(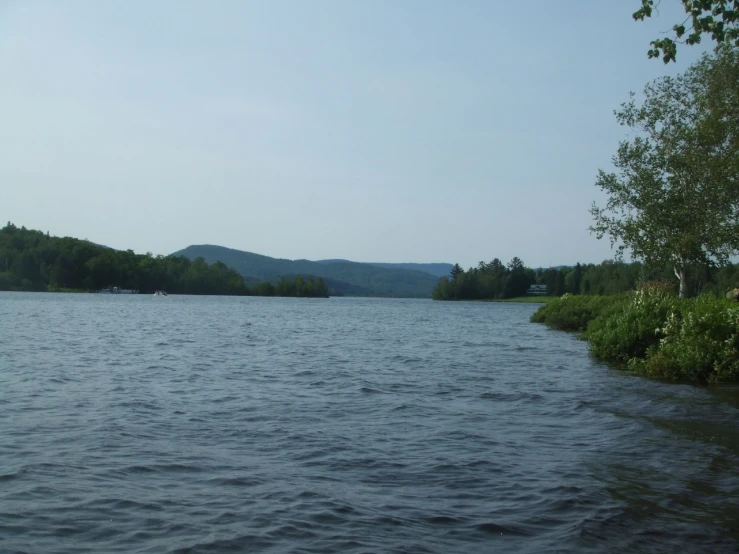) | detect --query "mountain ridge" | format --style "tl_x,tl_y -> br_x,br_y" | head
316,259 -> 453,278
172,245 -> 445,297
